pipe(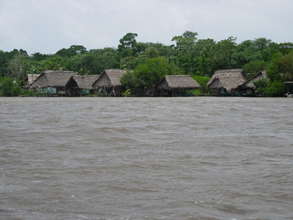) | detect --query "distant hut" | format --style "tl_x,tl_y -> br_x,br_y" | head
156,75 -> 201,96
65,75 -> 100,96
235,71 -> 268,96
92,69 -> 126,96
26,74 -> 40,88
207,69 -> 246,96
30,70 -> 76,96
